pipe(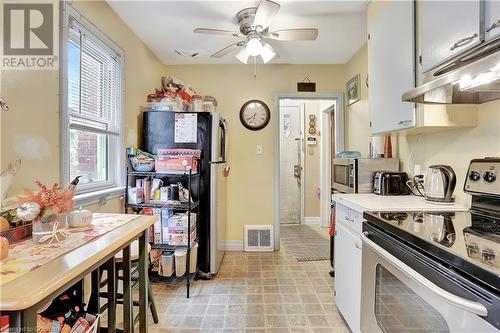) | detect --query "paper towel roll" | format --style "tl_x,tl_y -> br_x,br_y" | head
370,136 -> 384,158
